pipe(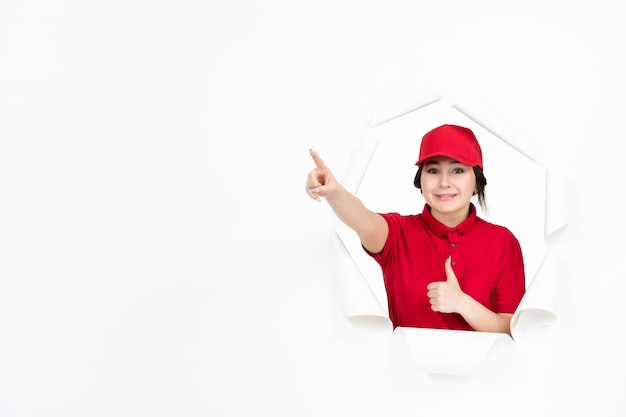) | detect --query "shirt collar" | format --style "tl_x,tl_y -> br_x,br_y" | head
421,203 -> 477,239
